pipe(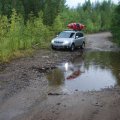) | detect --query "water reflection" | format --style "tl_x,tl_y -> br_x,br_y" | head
47,51 -> 120,91
47,69 -> 64,86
